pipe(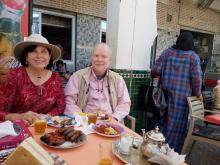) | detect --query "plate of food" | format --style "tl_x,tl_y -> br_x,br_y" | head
40,127 -> 87,149
47,115 -> 77,128
97,112 -> 111,122
92,122 -> 125,137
